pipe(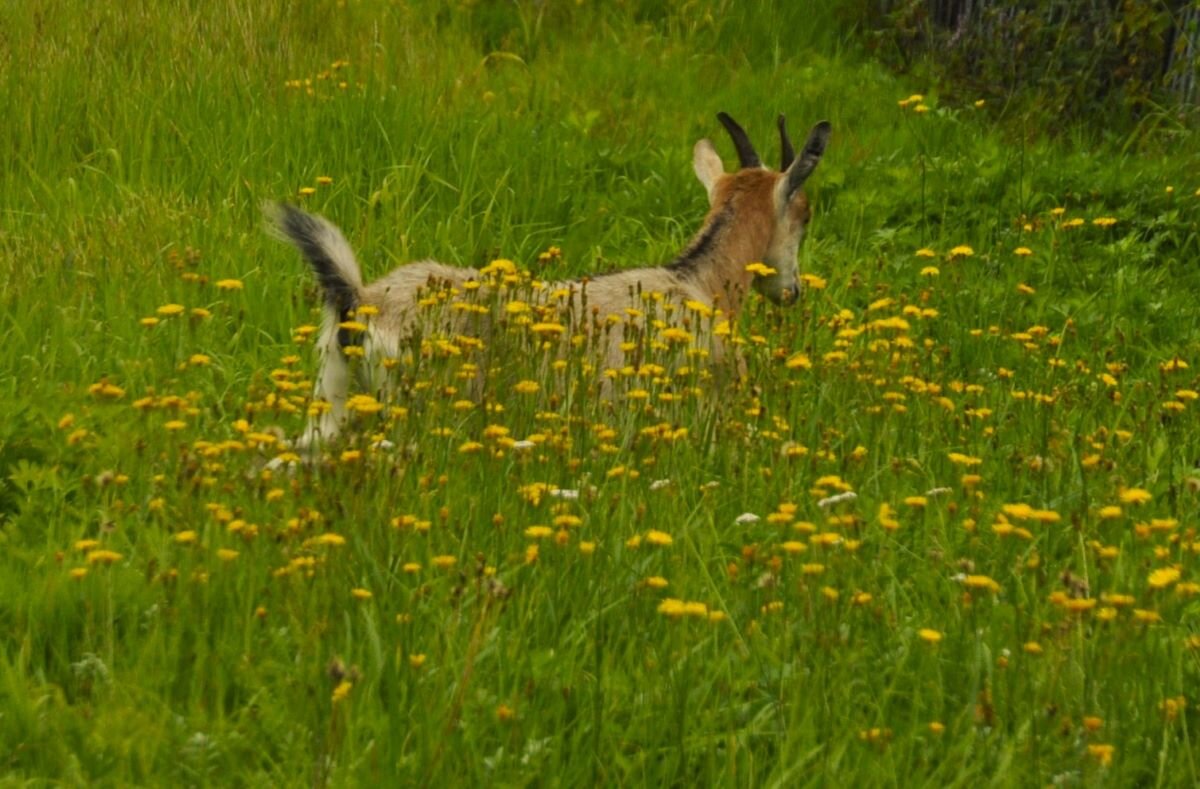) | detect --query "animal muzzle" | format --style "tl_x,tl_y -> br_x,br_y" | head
767,282 -> 800,305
